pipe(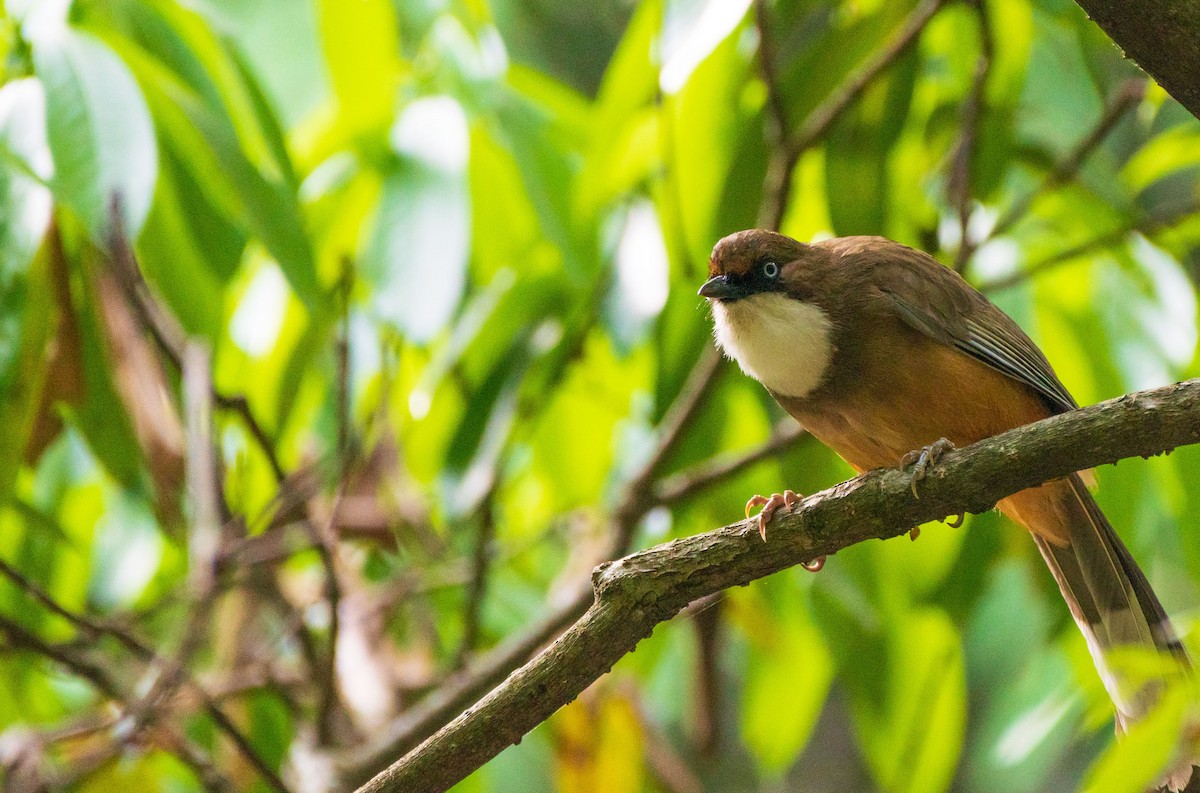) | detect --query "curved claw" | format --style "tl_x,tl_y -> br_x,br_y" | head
745,494 -> 769,519
745,489 -> 802,542
898,437 -> 957,499
946,513 -> 965,528
802,556 -> 826,572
